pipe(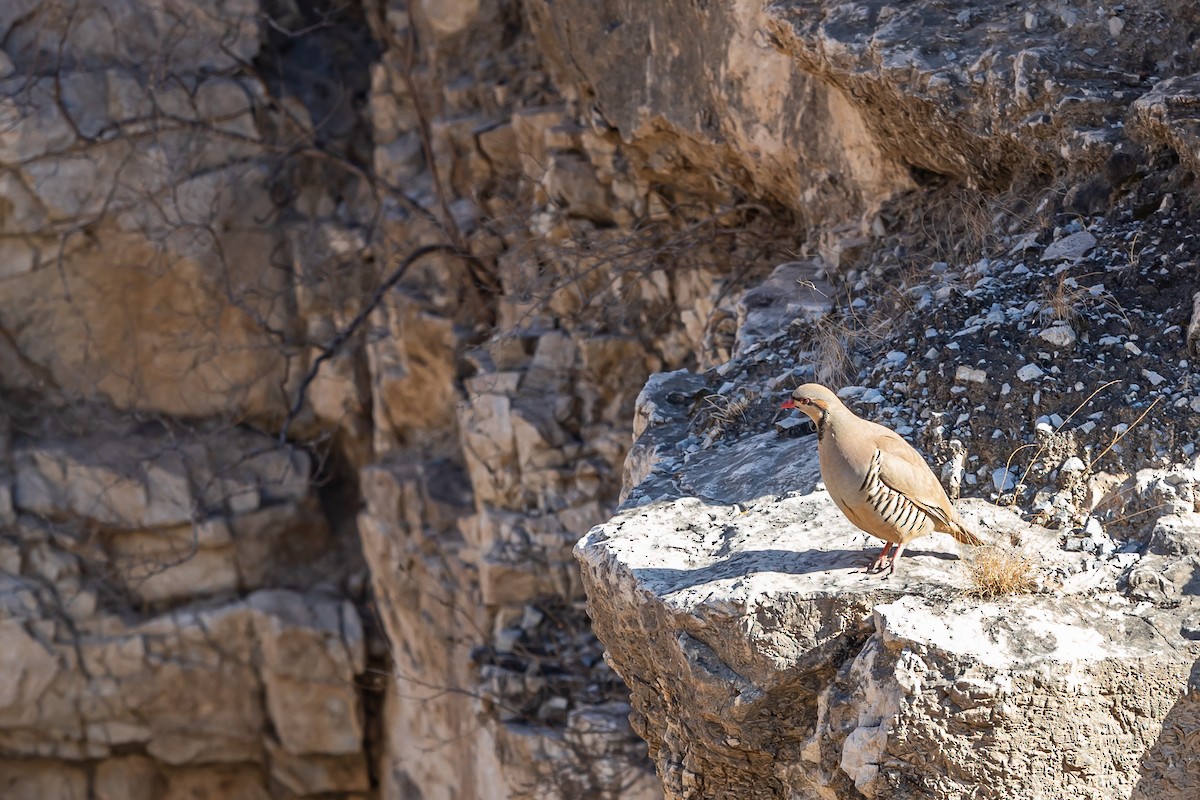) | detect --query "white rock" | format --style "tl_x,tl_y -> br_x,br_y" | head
494,627 -> 522,654
1142,369 -> 1166,387
1038,324 -> 1077,349
1040,231 -> 1096,262
955,366 -> 988,384
993,467 -> 1017,492
1061,457 -> 1086,473
1016,364 -> 1045,382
